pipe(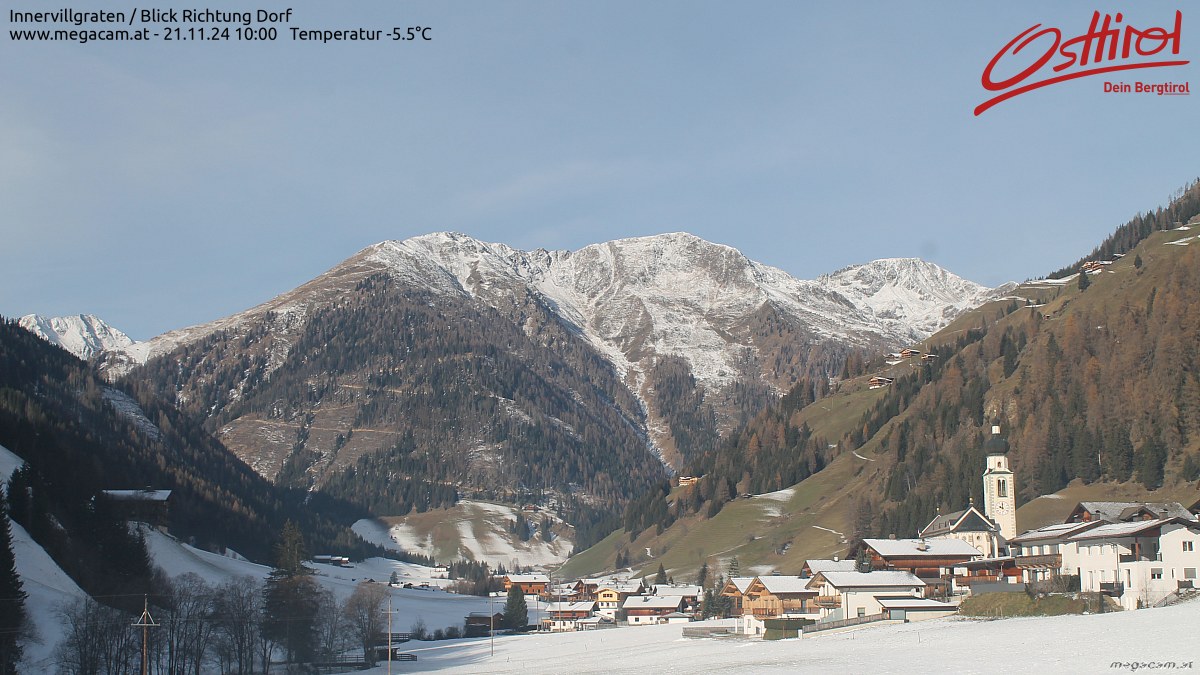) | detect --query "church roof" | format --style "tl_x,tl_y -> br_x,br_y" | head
918,505 -> 999,538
